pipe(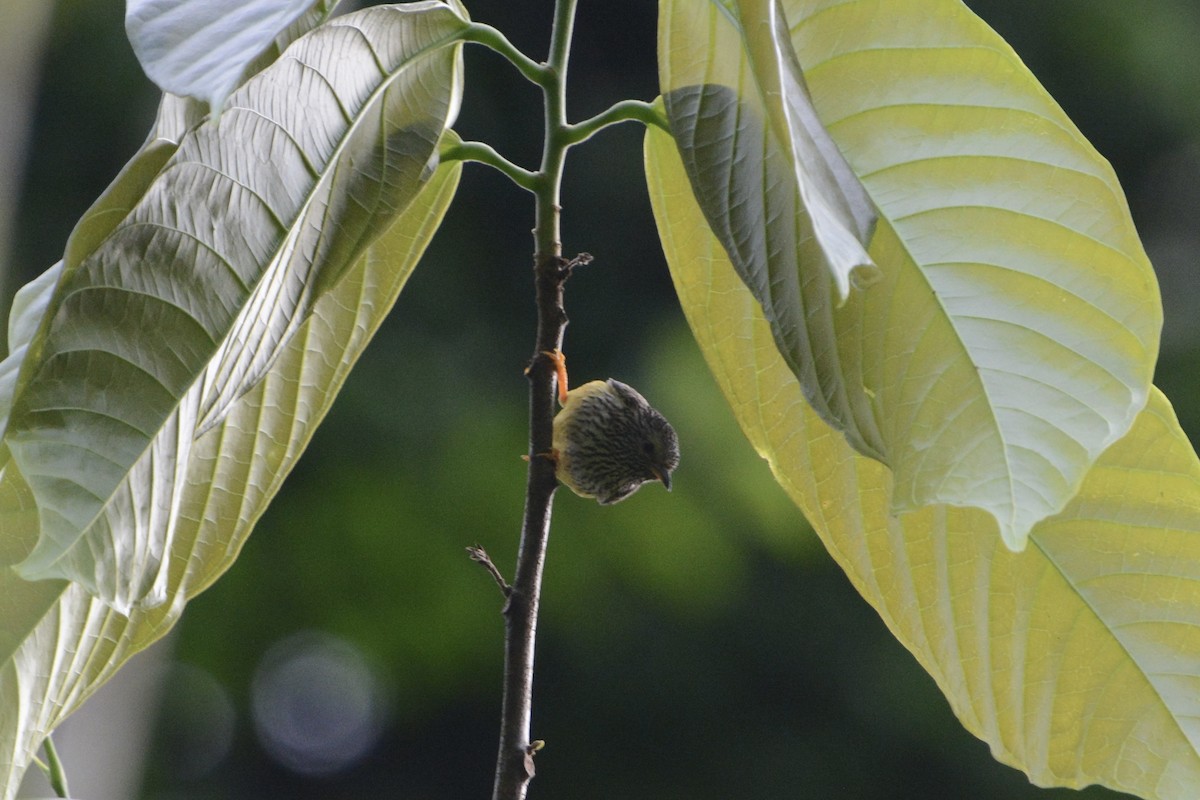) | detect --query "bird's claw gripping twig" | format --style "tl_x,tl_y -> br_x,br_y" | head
522,347 -> 569,407
521,448 -> 559,464
540,349 -> 570,405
